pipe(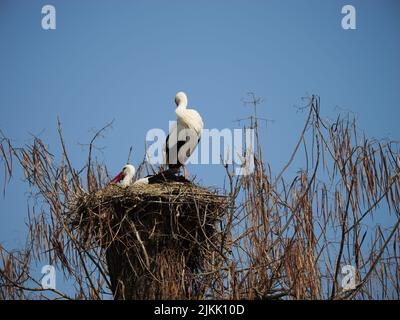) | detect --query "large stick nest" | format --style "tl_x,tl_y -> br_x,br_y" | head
68,182 -> 227,299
